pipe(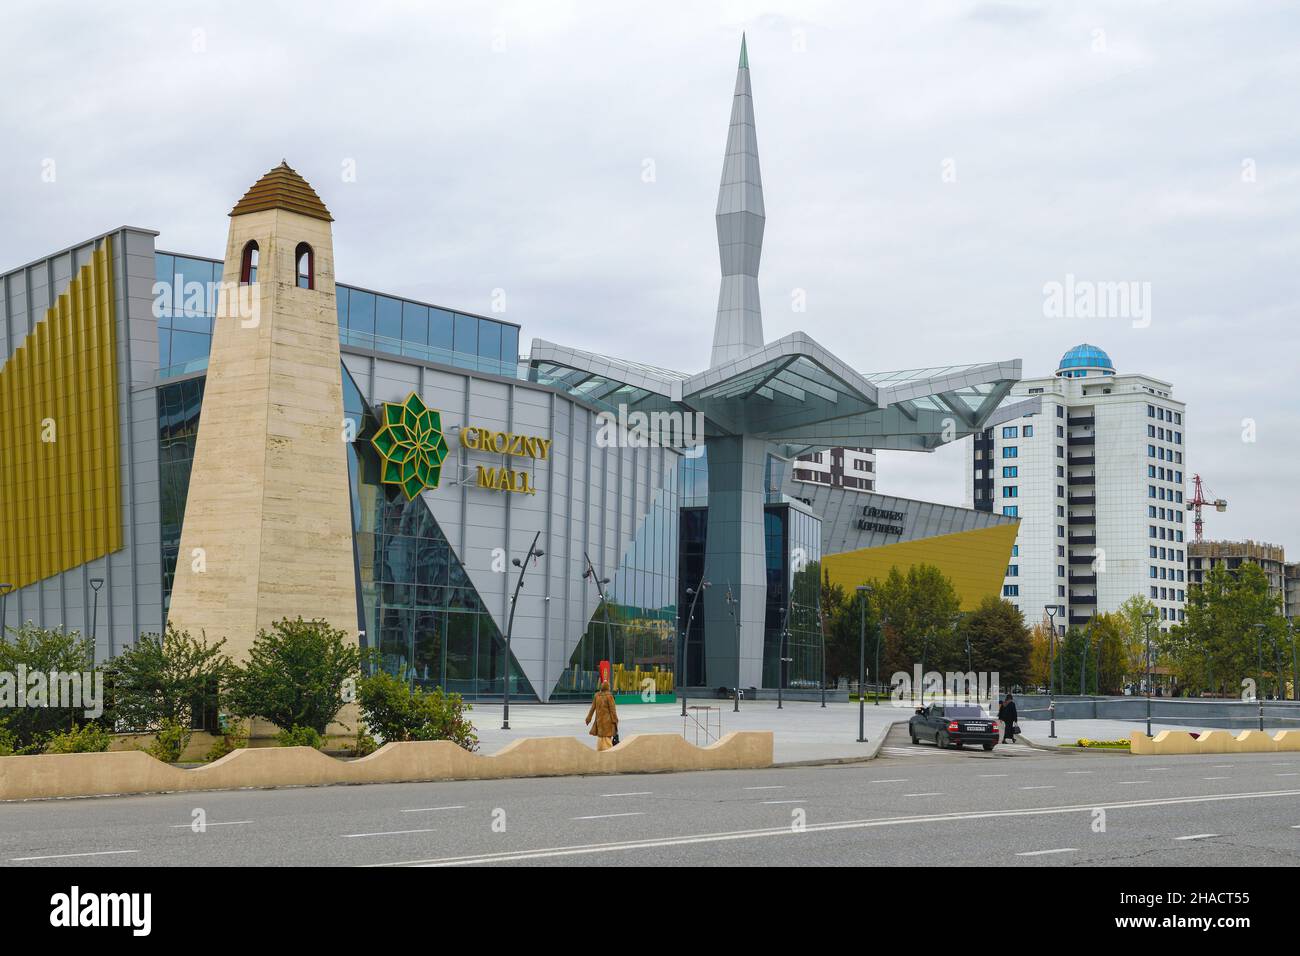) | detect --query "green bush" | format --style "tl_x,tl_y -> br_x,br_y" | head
357,671 -> 479,752
349,724 -> 379,757
0,624 -> 98,752
0,726 -> 15,757
275,725 -> 325,749
106,627 -> 230,733
44,723 -> 112,754
224,617 -> 362,735
203,721 -> 249,763
143,718 -> 193,763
